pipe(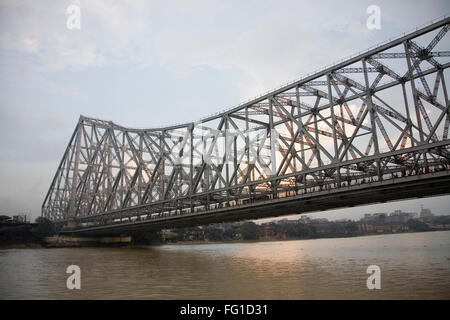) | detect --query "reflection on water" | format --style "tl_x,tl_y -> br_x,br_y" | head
1,231 -> 449,299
